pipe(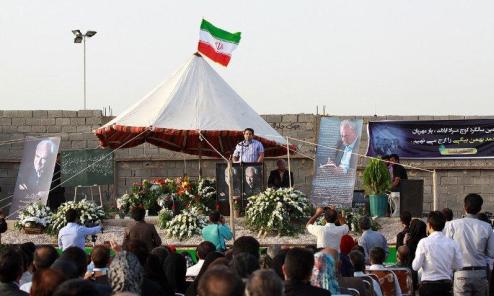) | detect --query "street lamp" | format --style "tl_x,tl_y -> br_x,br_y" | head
72,30 -> 97,110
